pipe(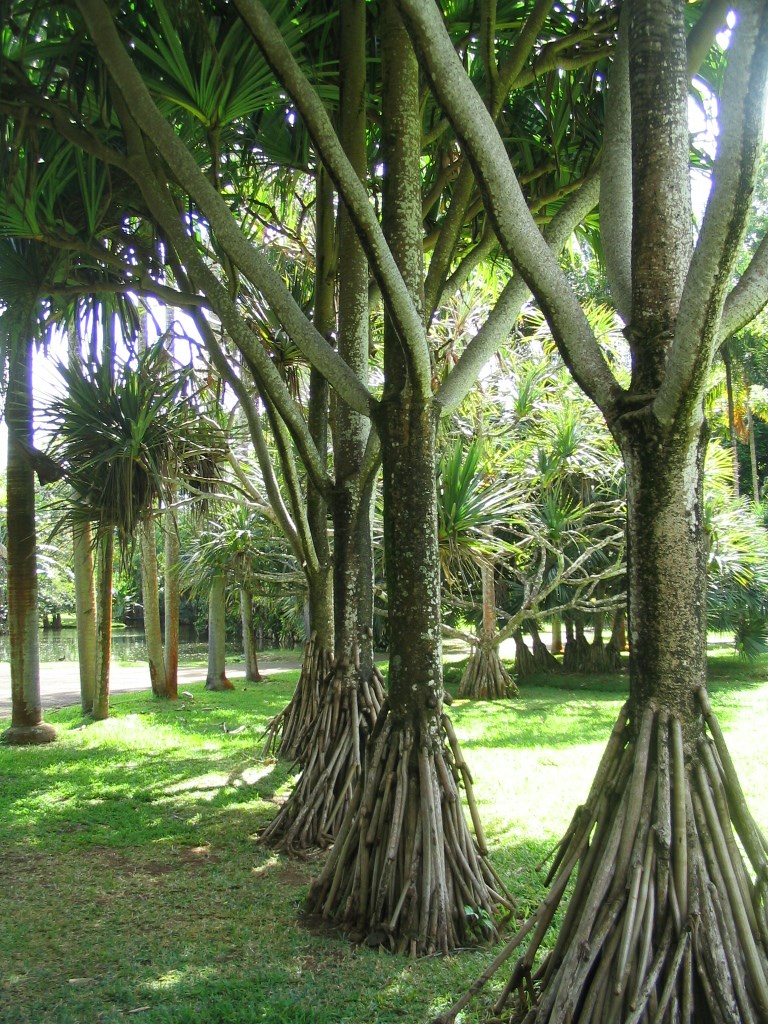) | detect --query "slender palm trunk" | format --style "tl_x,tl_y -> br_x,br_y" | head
1,334 -> 55,745
92,529 -> 113,721
240,588 -> 262,681
205,573 -> 232,691
747,406 -> 760,501
460,560 -> 517,698
140,517 -> 168,698
722,344 -> 741,498
72,523 -> 97,714
68,320 -> 97,713
163,505 -> 180,700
